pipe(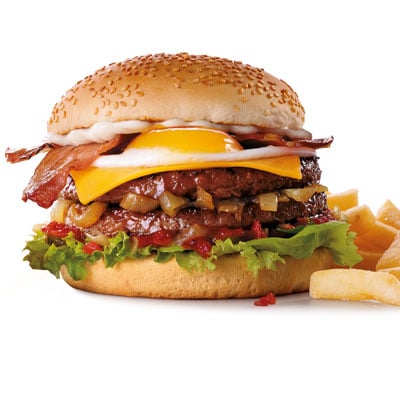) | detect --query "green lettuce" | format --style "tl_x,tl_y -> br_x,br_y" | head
23,221 -> 362,281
